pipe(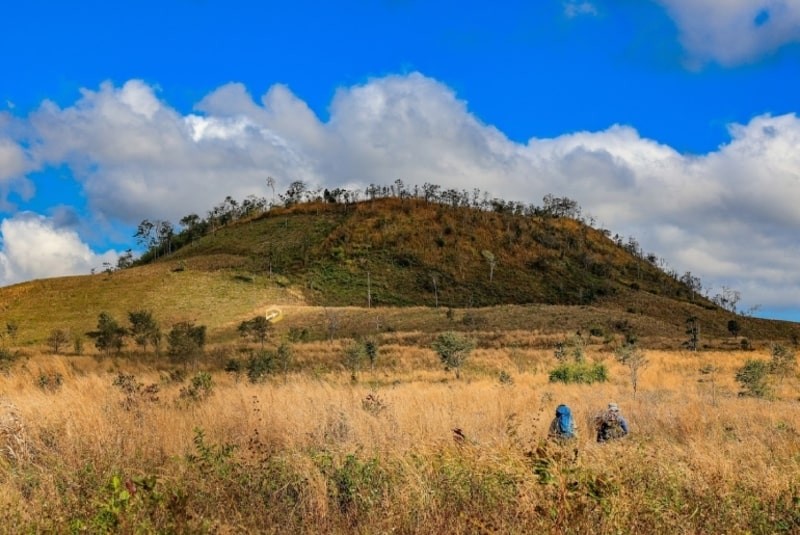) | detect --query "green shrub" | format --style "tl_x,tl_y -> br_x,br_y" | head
548,362 -> 608,384
432,332 -> 475,379
735,359 -> 772,398
769,343 -> 796,381
179,372 -> 214,402
247,350 -> 277,383
224,358 -> 242,376
314,452 -> 390,517
288,327 -> 310,343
